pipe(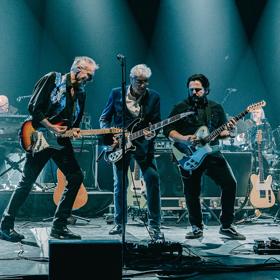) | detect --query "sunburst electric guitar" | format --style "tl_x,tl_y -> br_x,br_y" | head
19,119 -> 122,154
172,100 -> 266,172
249,130 -> 275,208
127,160 -> 146,208
105,111 -> 195,163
